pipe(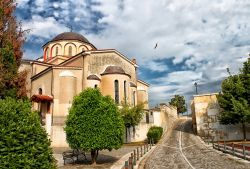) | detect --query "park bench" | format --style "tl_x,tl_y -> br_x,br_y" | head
62,149 -> 87,165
